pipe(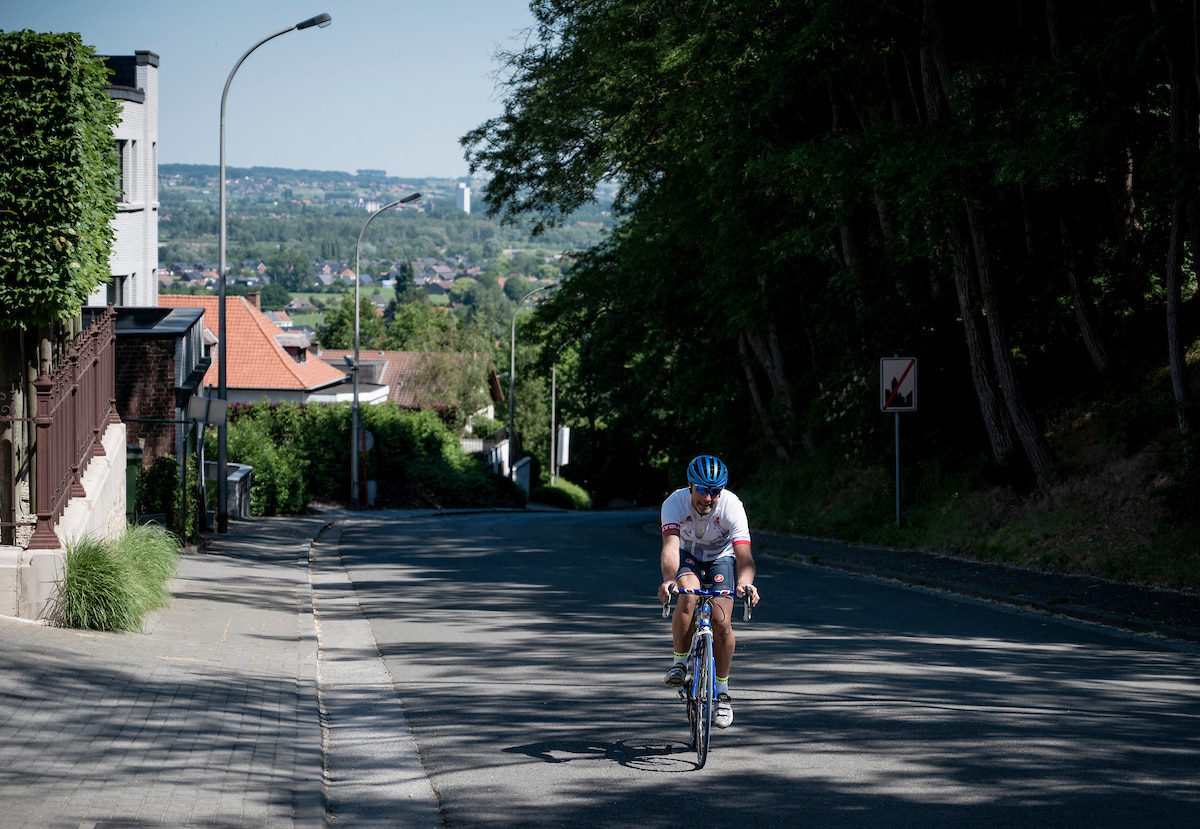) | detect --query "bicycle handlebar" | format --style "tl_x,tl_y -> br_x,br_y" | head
661,587 -> 754,621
